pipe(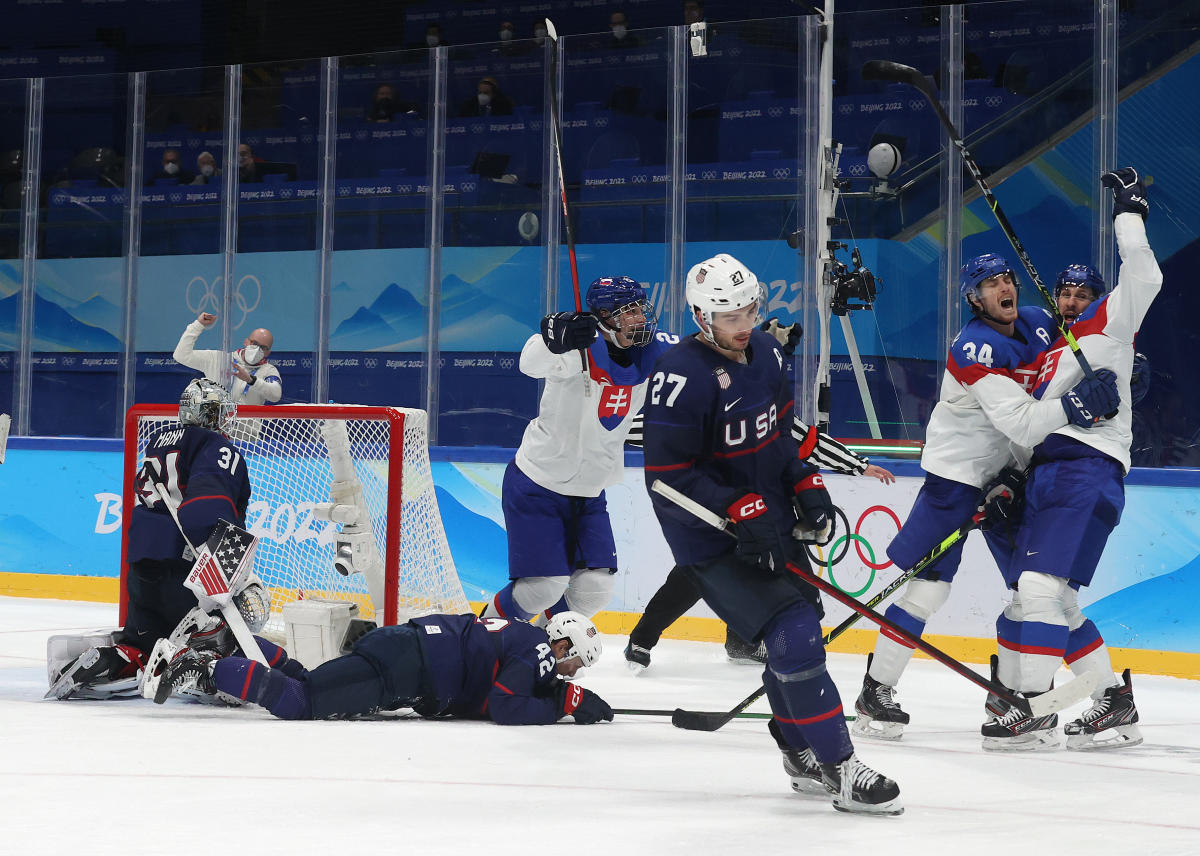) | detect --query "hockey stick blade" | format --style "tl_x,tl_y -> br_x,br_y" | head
612,708 -> 774,722
861,59 -> 927,91
1027,669 -> 1104,717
